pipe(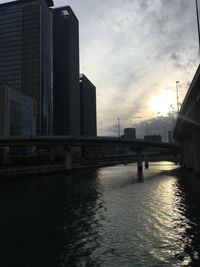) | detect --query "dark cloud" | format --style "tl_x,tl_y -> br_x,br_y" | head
104,115 -> 175,141
170,52 -> 182,61
134,116 -> 175,140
